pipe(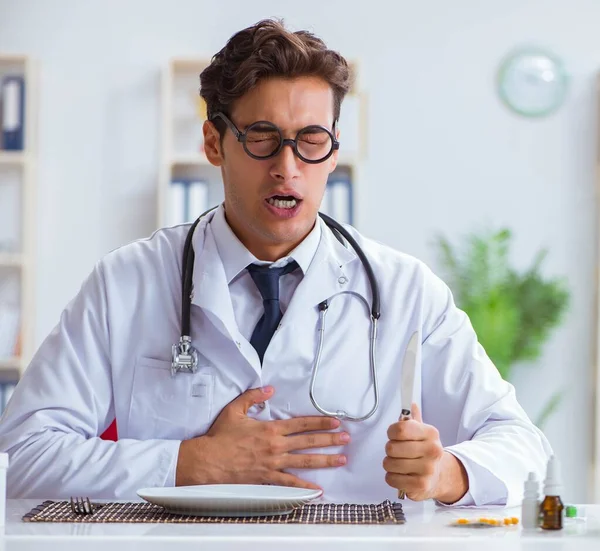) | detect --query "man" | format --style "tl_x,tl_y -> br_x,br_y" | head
0,19 -> 551,505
